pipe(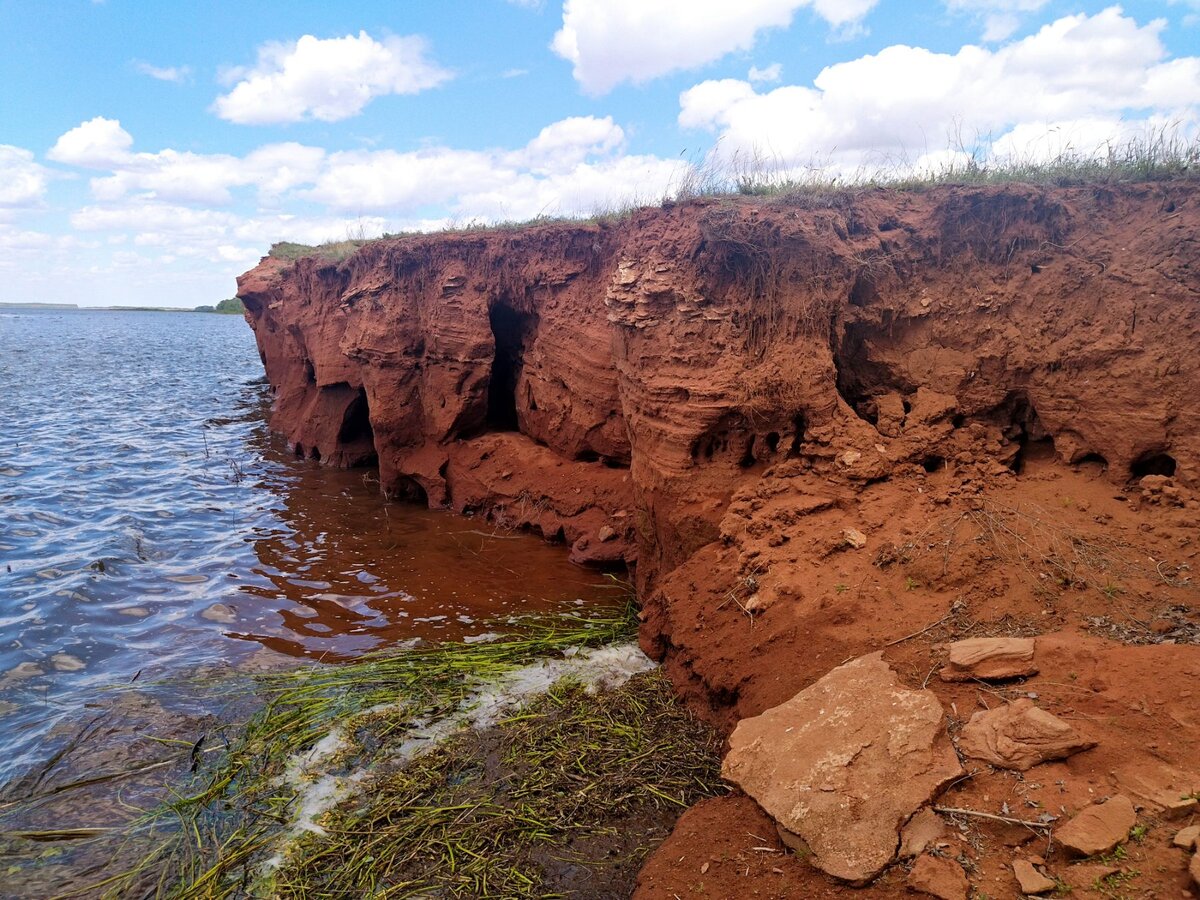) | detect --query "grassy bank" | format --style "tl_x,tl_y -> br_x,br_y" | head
81,604 -> 720,898
266,134 -> 1200,263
